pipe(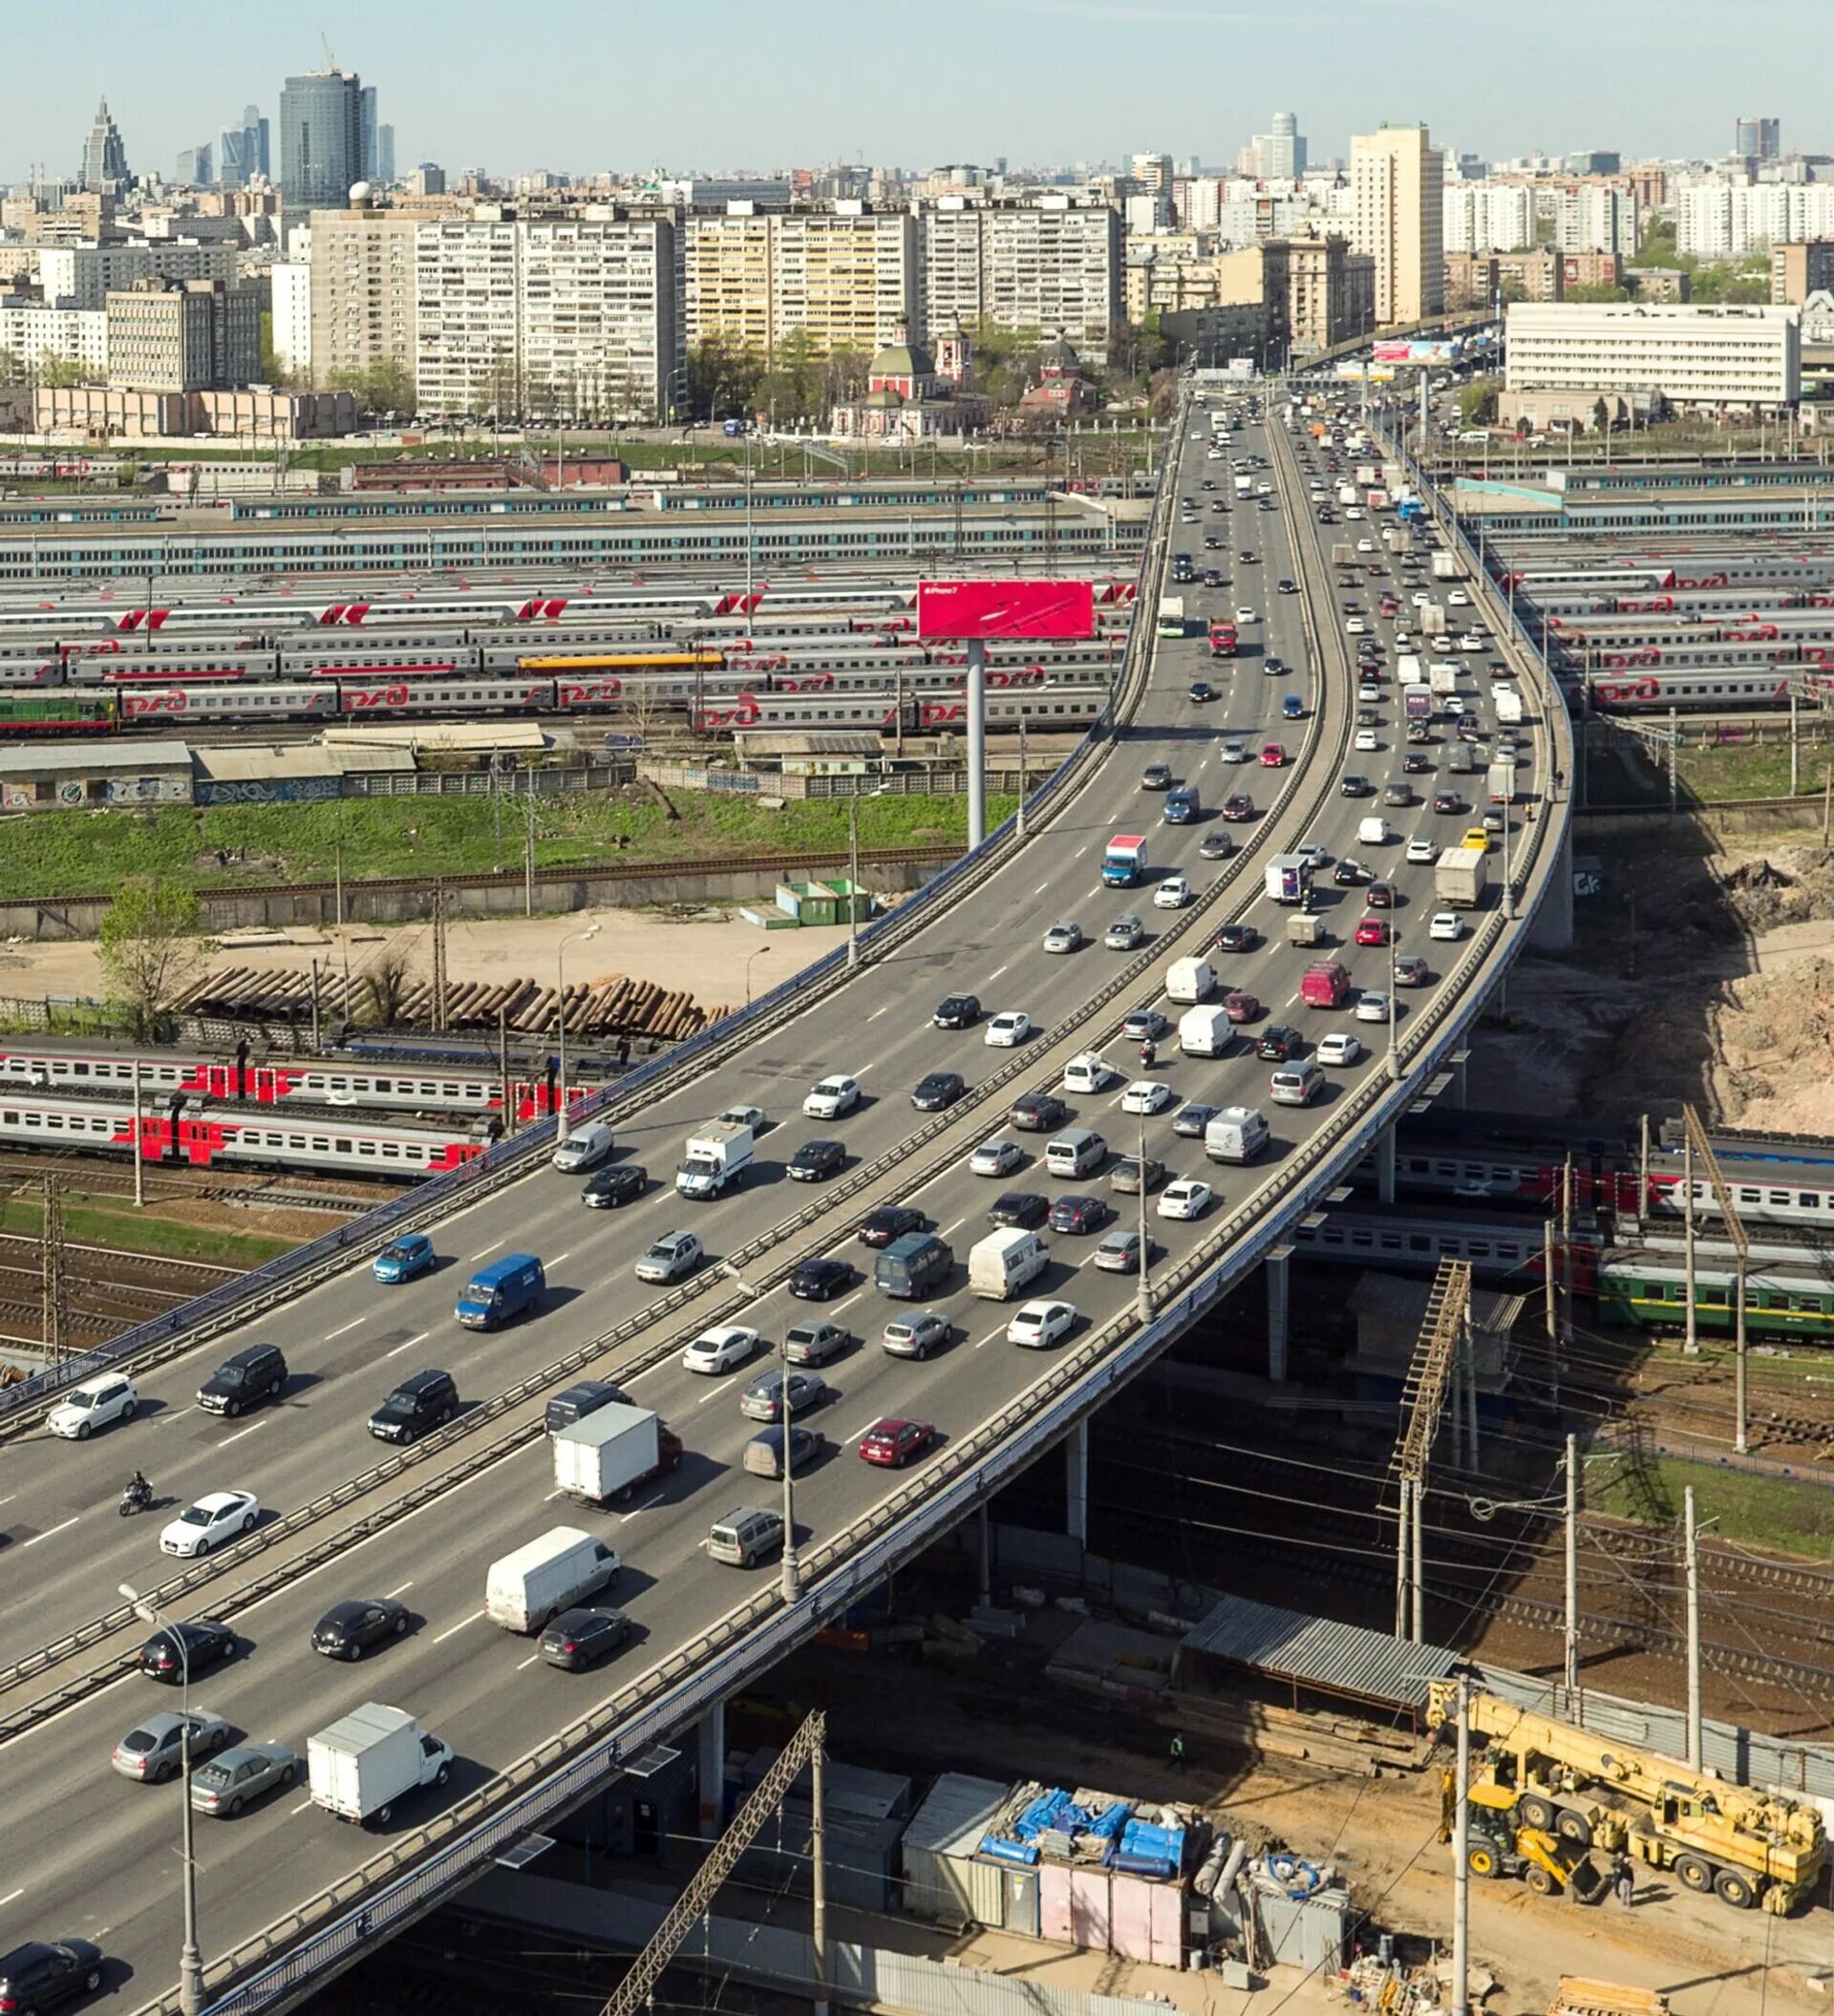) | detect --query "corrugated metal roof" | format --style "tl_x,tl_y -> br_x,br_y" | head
0,739 -> 191,775
902,1772 -> 1013,1858
194,743 -> 416,780
1181,1594 -> 1457,1708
